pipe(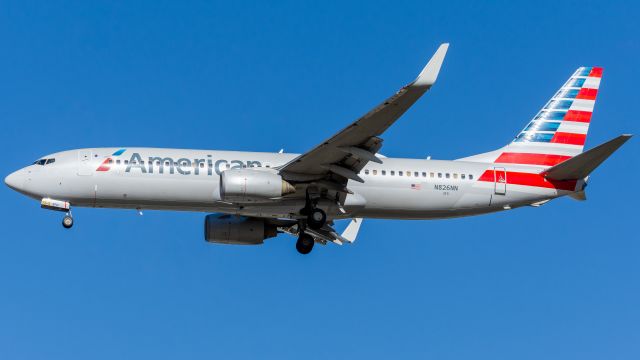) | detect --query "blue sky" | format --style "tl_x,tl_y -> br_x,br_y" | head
1,1 -> 639,359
